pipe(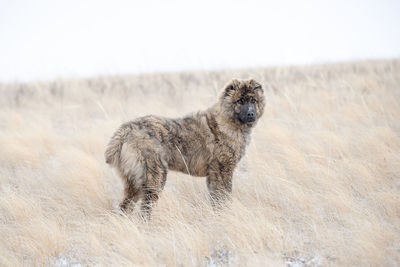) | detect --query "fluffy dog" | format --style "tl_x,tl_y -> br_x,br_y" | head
105,79 -> 265,217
